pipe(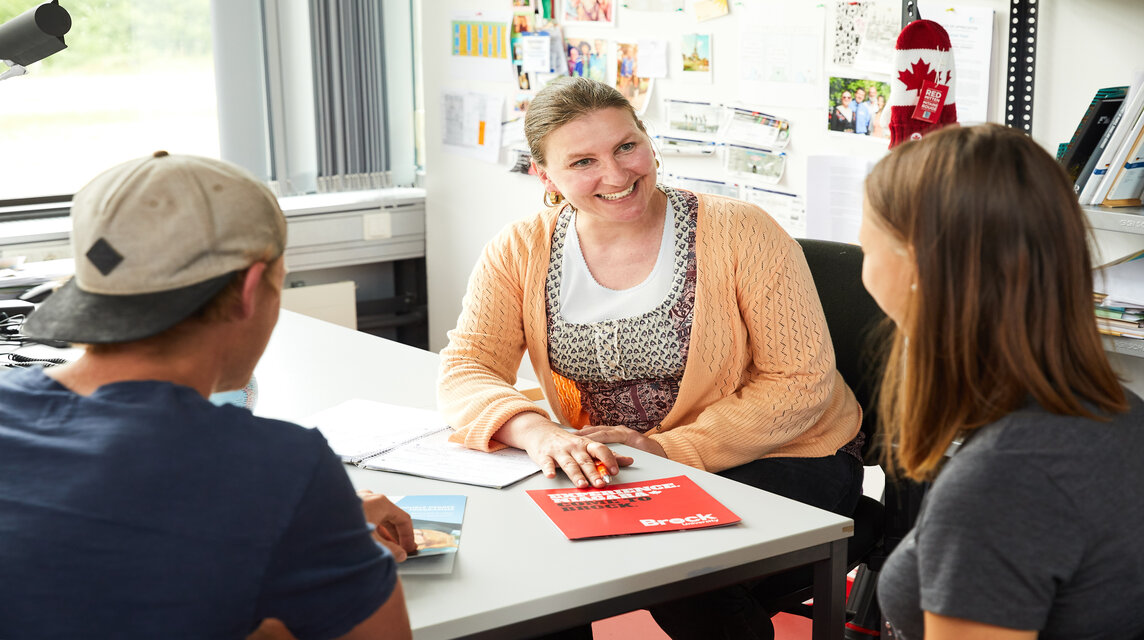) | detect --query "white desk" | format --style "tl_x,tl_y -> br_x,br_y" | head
255,311 -> 853,640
